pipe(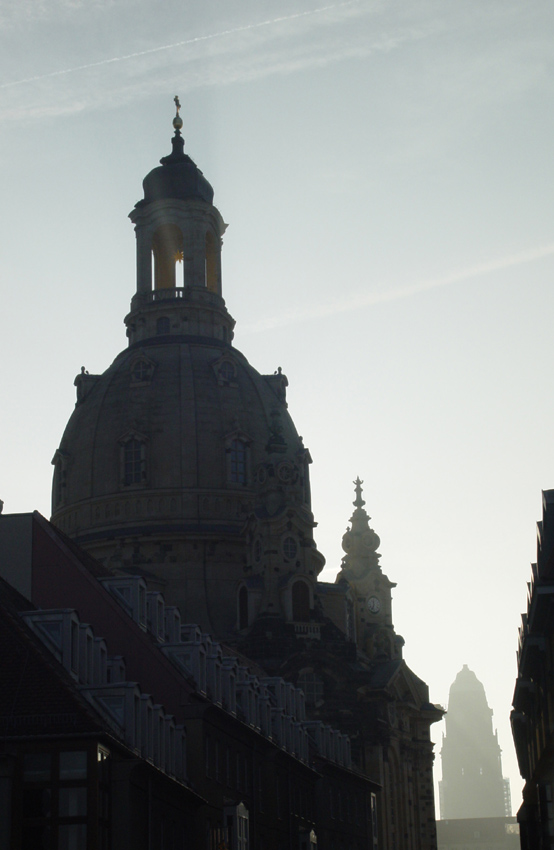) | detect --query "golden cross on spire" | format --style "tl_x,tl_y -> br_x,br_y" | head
174,95 -> 181,116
